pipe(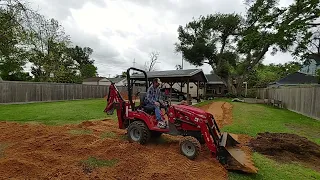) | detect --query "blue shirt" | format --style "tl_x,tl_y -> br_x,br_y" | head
144,85 -> 161,105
